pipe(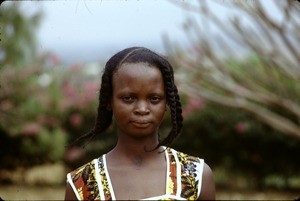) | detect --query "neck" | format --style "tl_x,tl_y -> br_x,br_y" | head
113,139 -> 162,156
107,135 -> 164,167
115,131 -> 162,153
